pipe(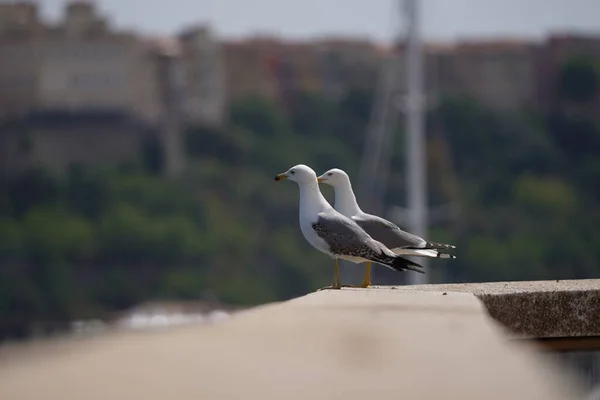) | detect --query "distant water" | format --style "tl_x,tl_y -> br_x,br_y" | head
69,308 -> 232,337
